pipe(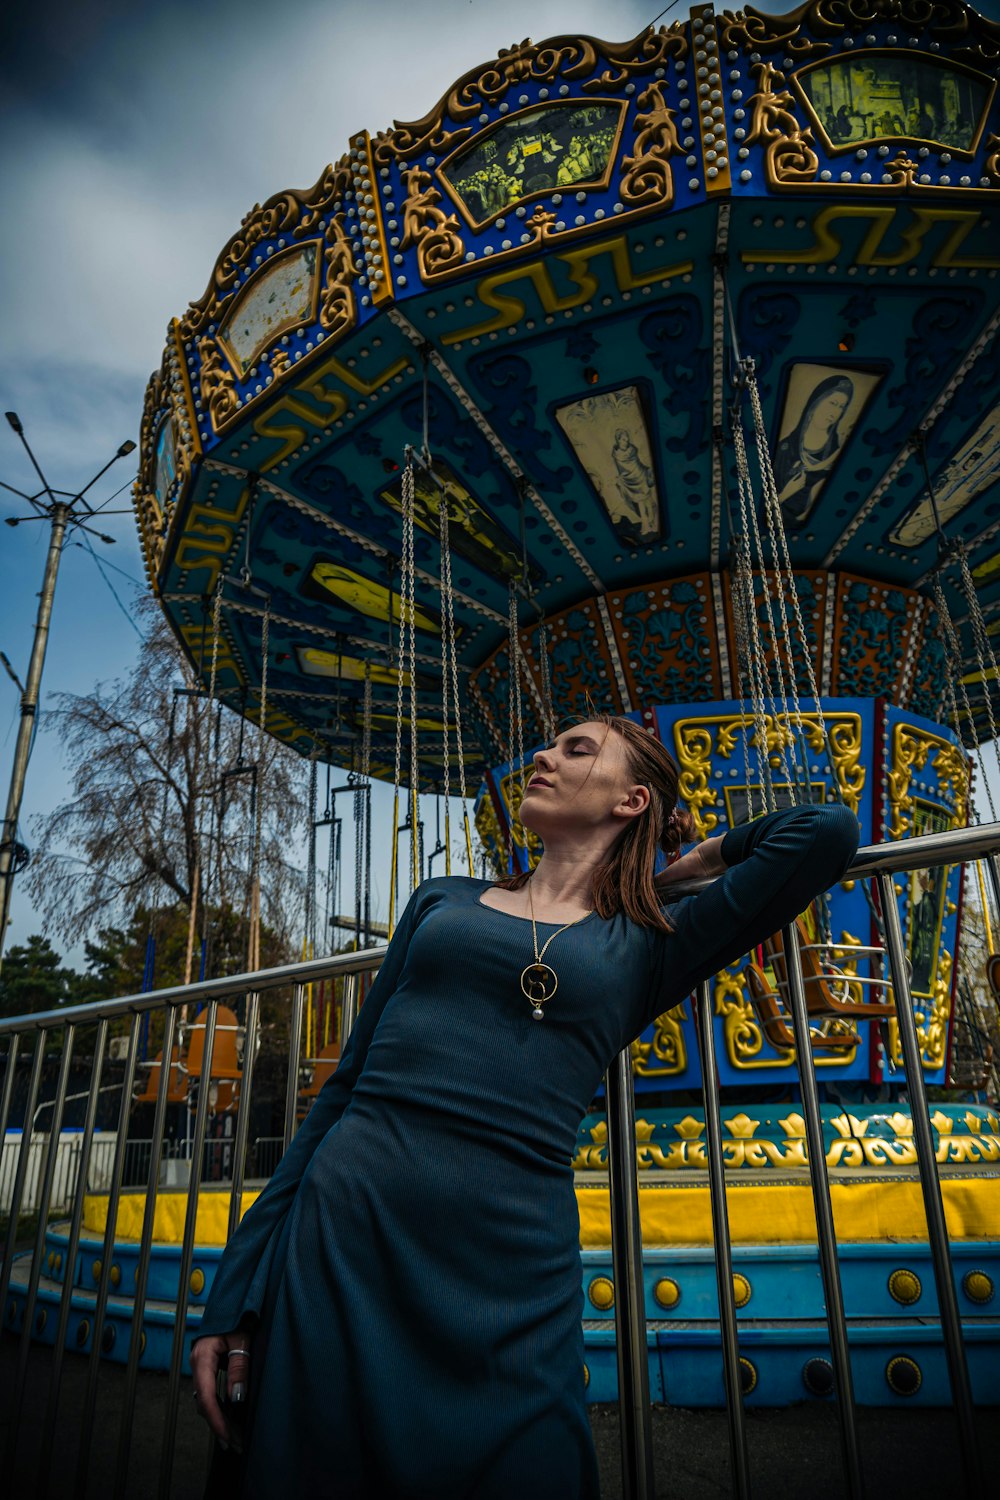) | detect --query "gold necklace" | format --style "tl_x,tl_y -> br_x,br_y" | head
519,880 -> 592,1021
